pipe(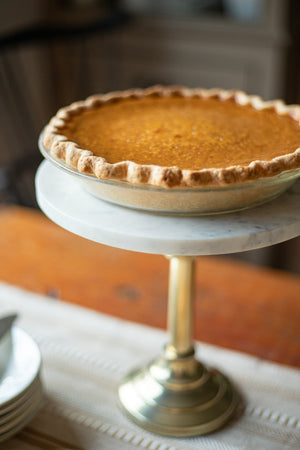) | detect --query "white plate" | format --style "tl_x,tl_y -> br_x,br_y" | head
0,387 -> 43,442
0,376 -> 41,415
0,376 -> 41,416
0,377 -> 42,416
0,327 -> 41,407
0,382 -> 42,426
